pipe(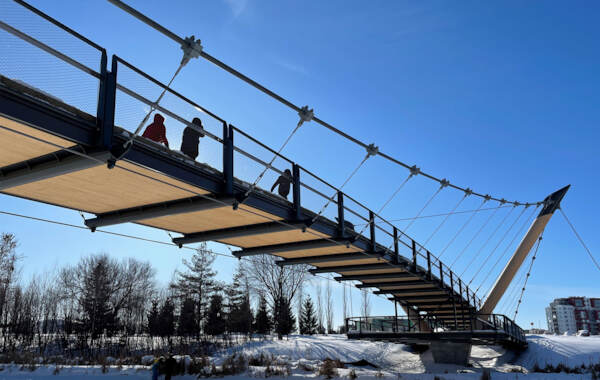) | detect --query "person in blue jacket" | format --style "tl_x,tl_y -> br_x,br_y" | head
151,357 -> 164,380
